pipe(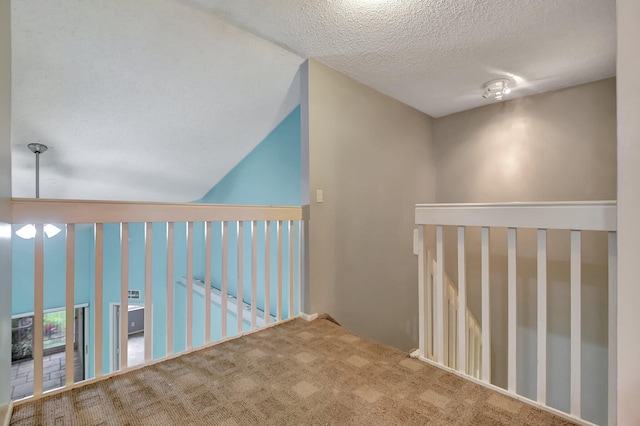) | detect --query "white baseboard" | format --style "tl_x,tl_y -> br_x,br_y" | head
1,401 -> 13,426
299,312 -> 318,322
